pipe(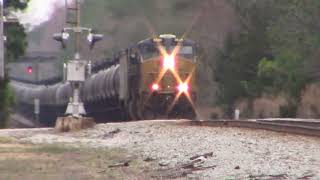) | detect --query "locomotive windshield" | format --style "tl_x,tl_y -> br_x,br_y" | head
139,42 -> 195,61
169,46 -> 194,59
139,44 -> 159,59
